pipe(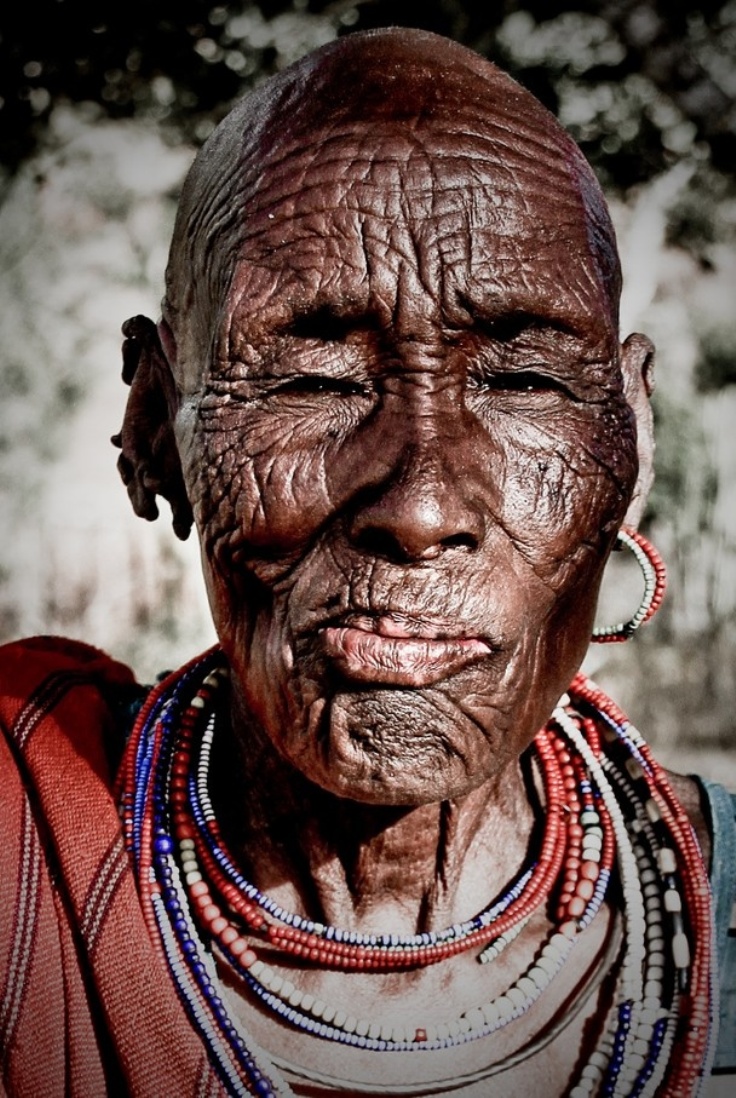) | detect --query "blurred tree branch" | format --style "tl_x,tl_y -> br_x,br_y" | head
2,1 -> 734,187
